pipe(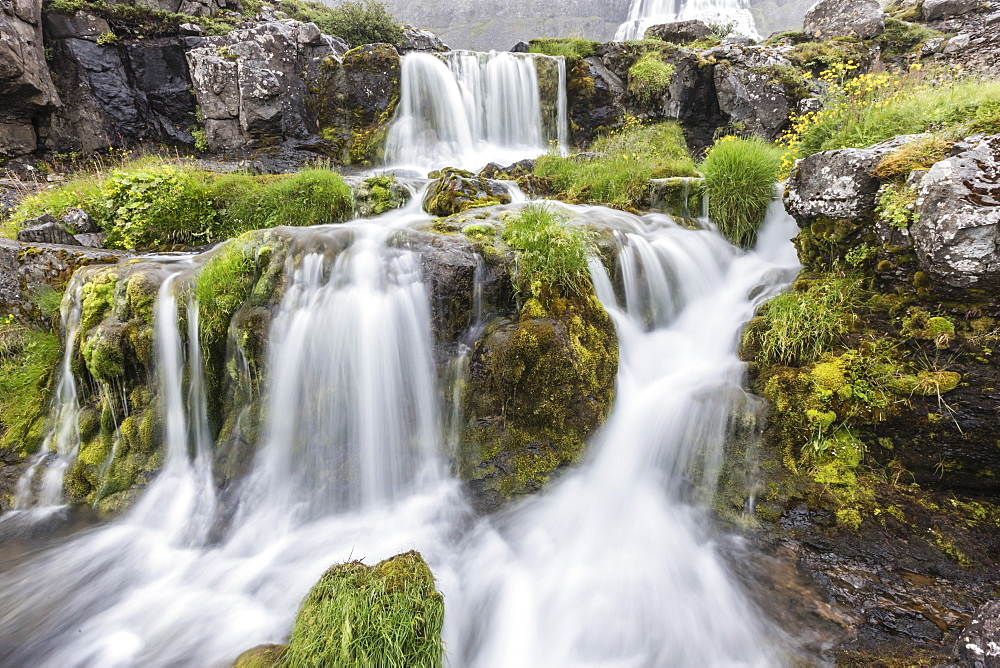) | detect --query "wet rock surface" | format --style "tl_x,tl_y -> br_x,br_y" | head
956,600 -> 1000,666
